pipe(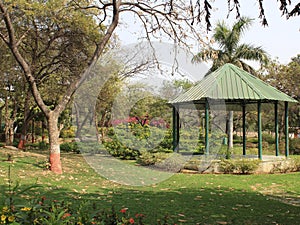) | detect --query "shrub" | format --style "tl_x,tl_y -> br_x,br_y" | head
60,126 -> 76,138
60,142 -> 79,153
154,153 -> 186,172
290,138 -> 300,155
103,138 -> 140,160
219,159 -> 259,174
217,146 -> 232,159
136,151 -> 170,166
38,141 -> 49,150
291,156 -> 300,171
137,152 -> 186,172
270,157 -> 300,173
219,159 -> 235,174
0,198 -> 148,225
262,133 -> 276,144
234,159 -> 260,174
